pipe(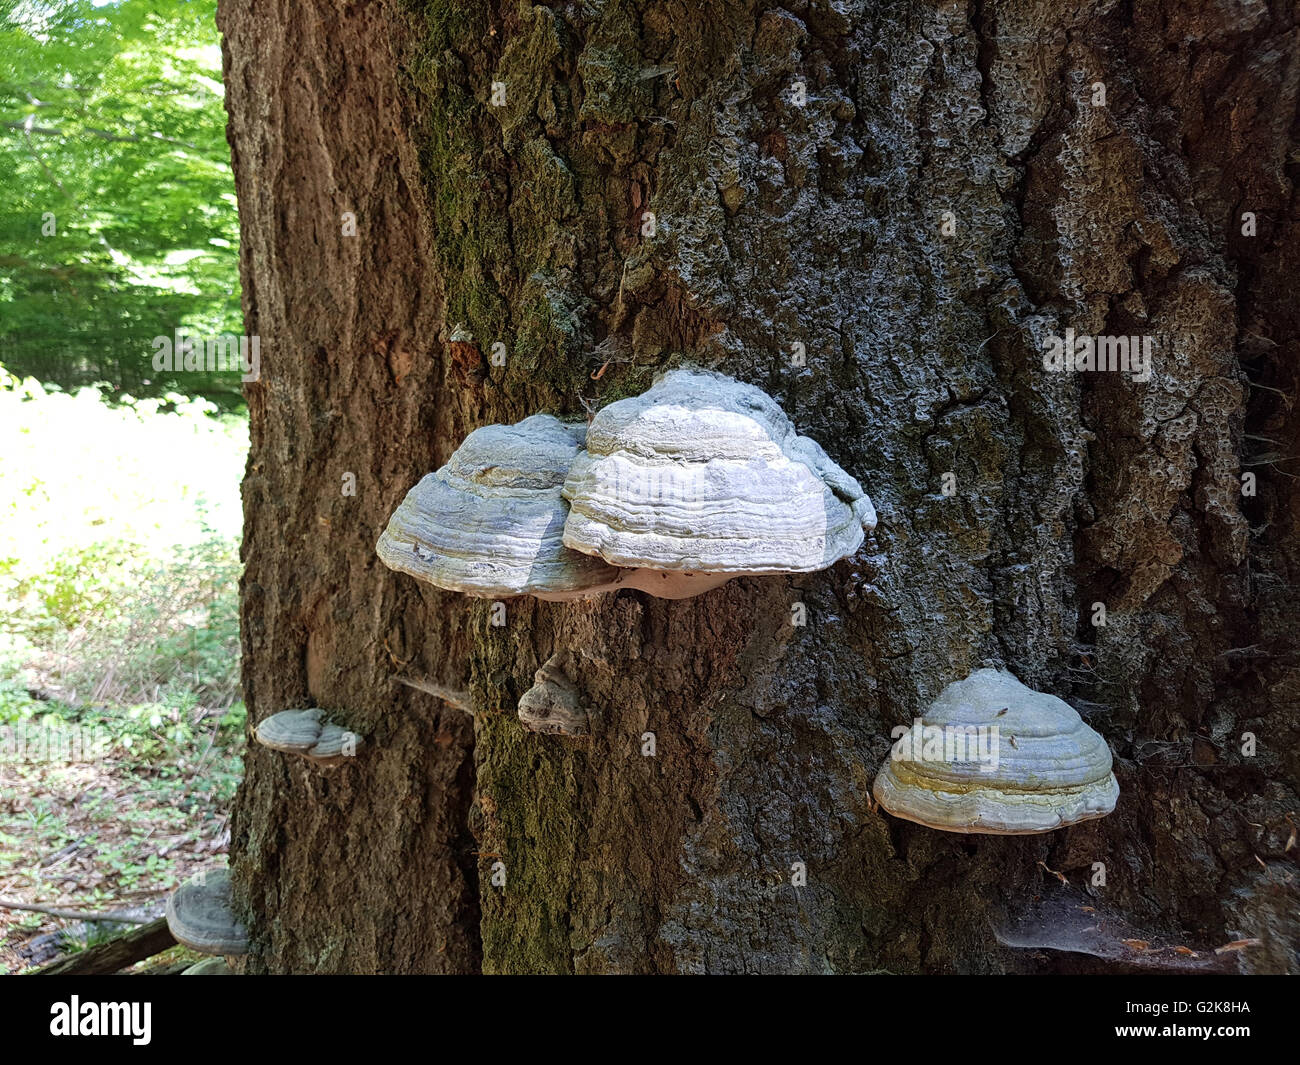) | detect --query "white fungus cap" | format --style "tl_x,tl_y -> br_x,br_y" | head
377,414 -> 624,601
561,369 -> 876,581
872,668 -> 1119,834
254,708 -> 361,766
